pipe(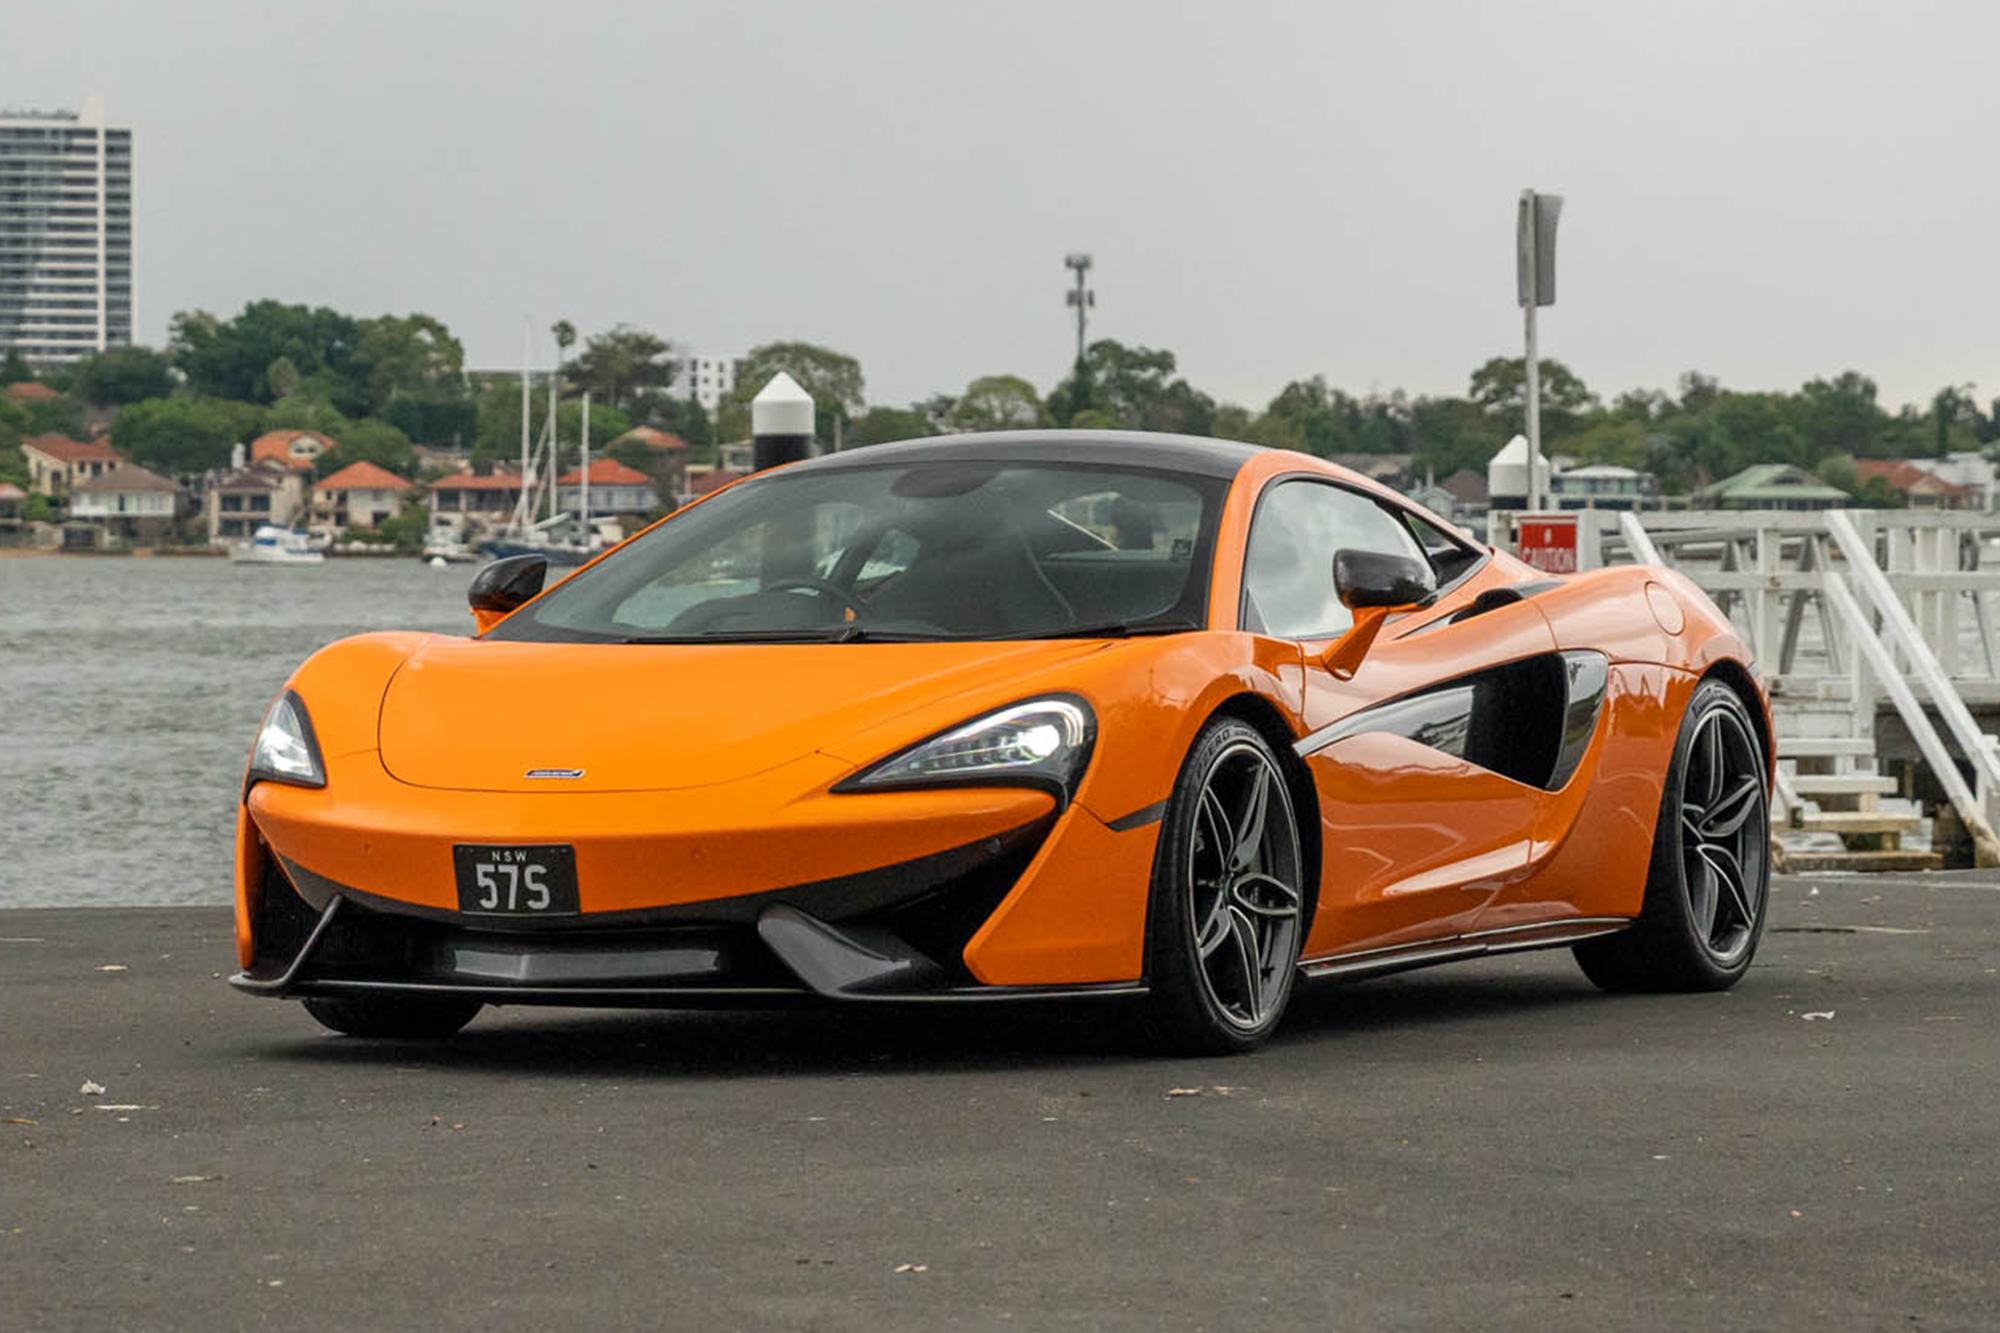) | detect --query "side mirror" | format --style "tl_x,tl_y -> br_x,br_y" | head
1333,549 -> 1435,609
468,554 -> 548,632
1322,549 -> 1434,681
